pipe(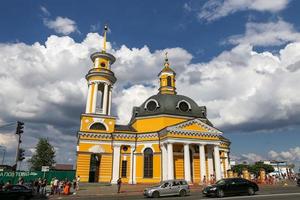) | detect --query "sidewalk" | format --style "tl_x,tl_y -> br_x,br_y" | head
48,181 -> 298,199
